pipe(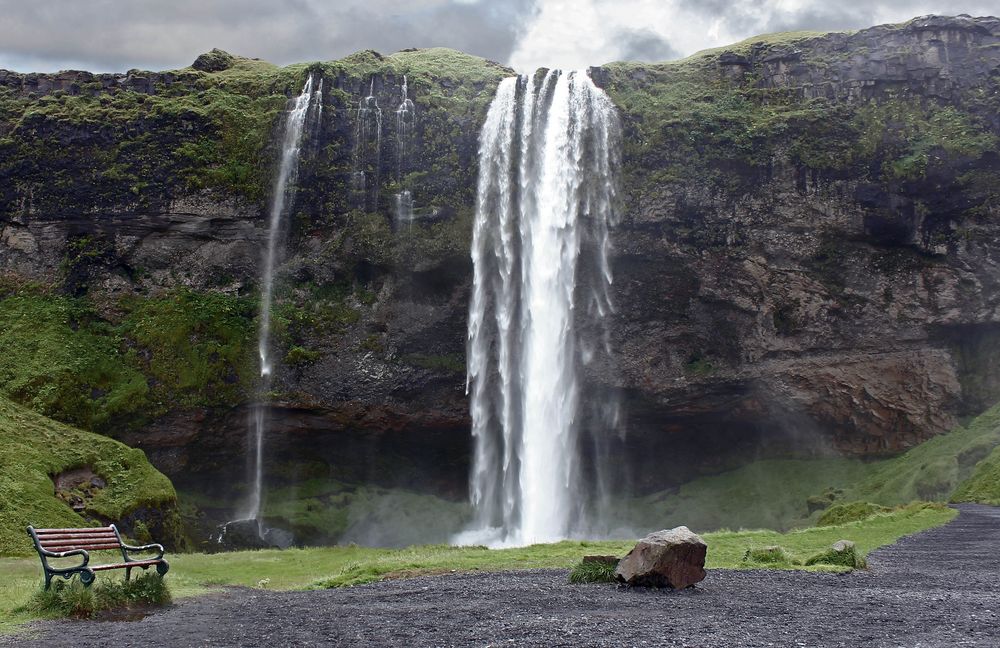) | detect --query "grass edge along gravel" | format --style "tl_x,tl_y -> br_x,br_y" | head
0,501 -> 956,634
